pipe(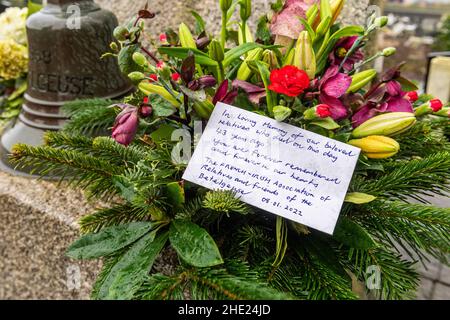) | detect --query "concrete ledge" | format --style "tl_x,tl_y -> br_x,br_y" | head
0,172 -> 101,299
